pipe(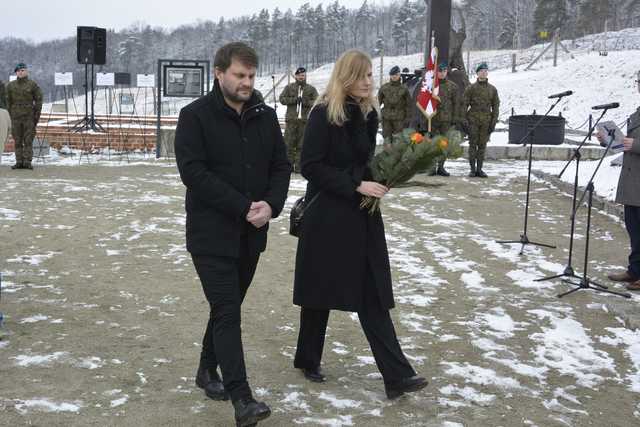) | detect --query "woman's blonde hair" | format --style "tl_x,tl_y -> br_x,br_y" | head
315,49 -> 378,125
